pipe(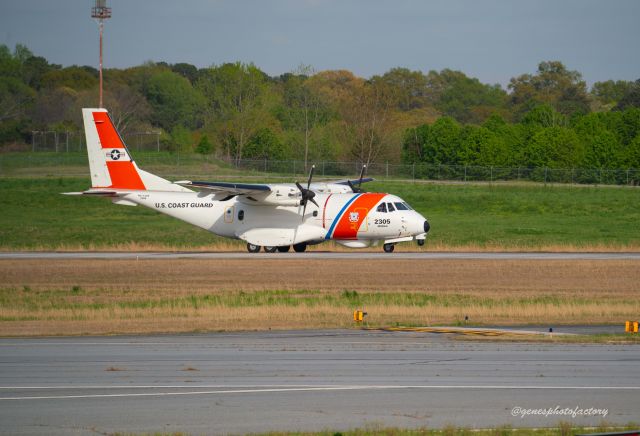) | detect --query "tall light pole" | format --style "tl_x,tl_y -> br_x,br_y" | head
91,0 -> 111,109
